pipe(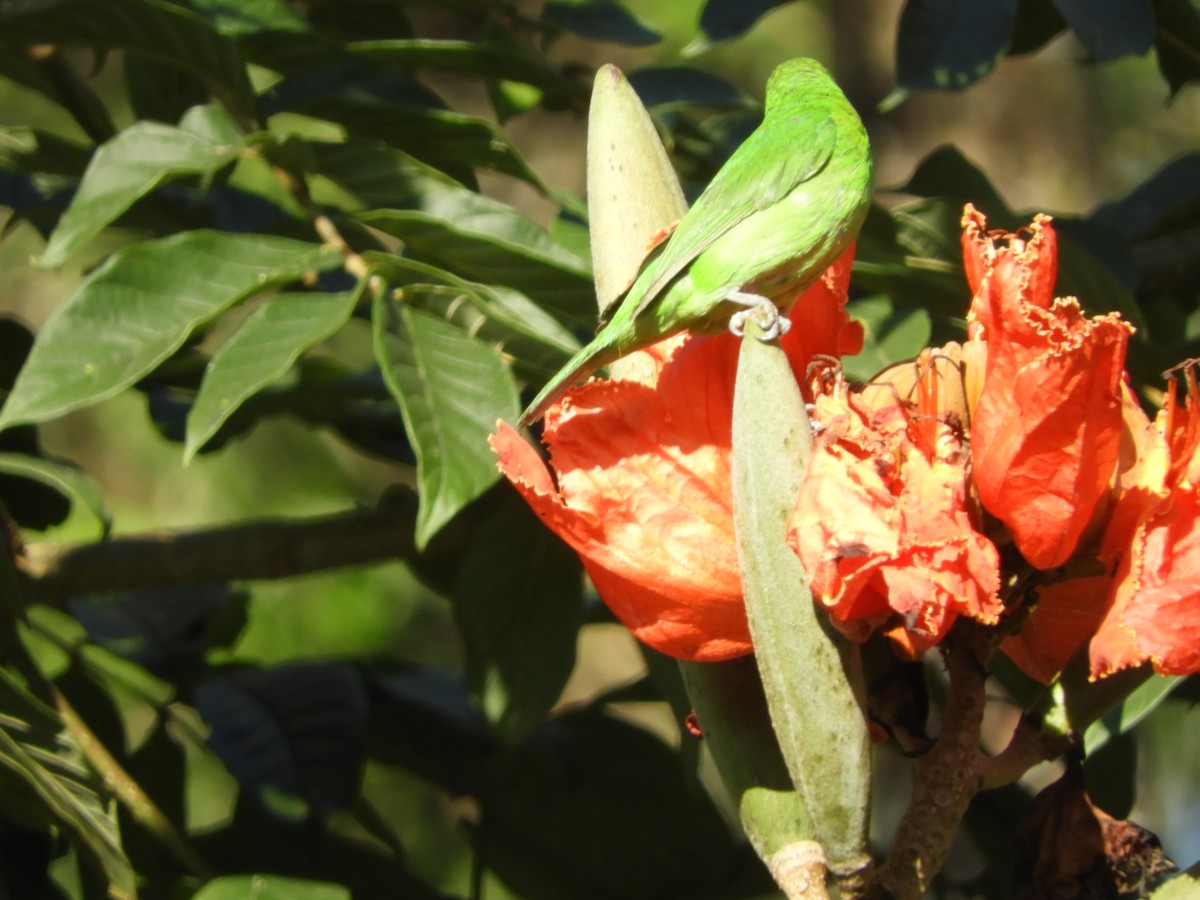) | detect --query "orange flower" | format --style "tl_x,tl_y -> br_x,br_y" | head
788,348 -> 1002,656
1090,368 -> 1200,677
962,205 -> 1133,570
491,249 -> 862,661
1001,385 -> 1153,682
